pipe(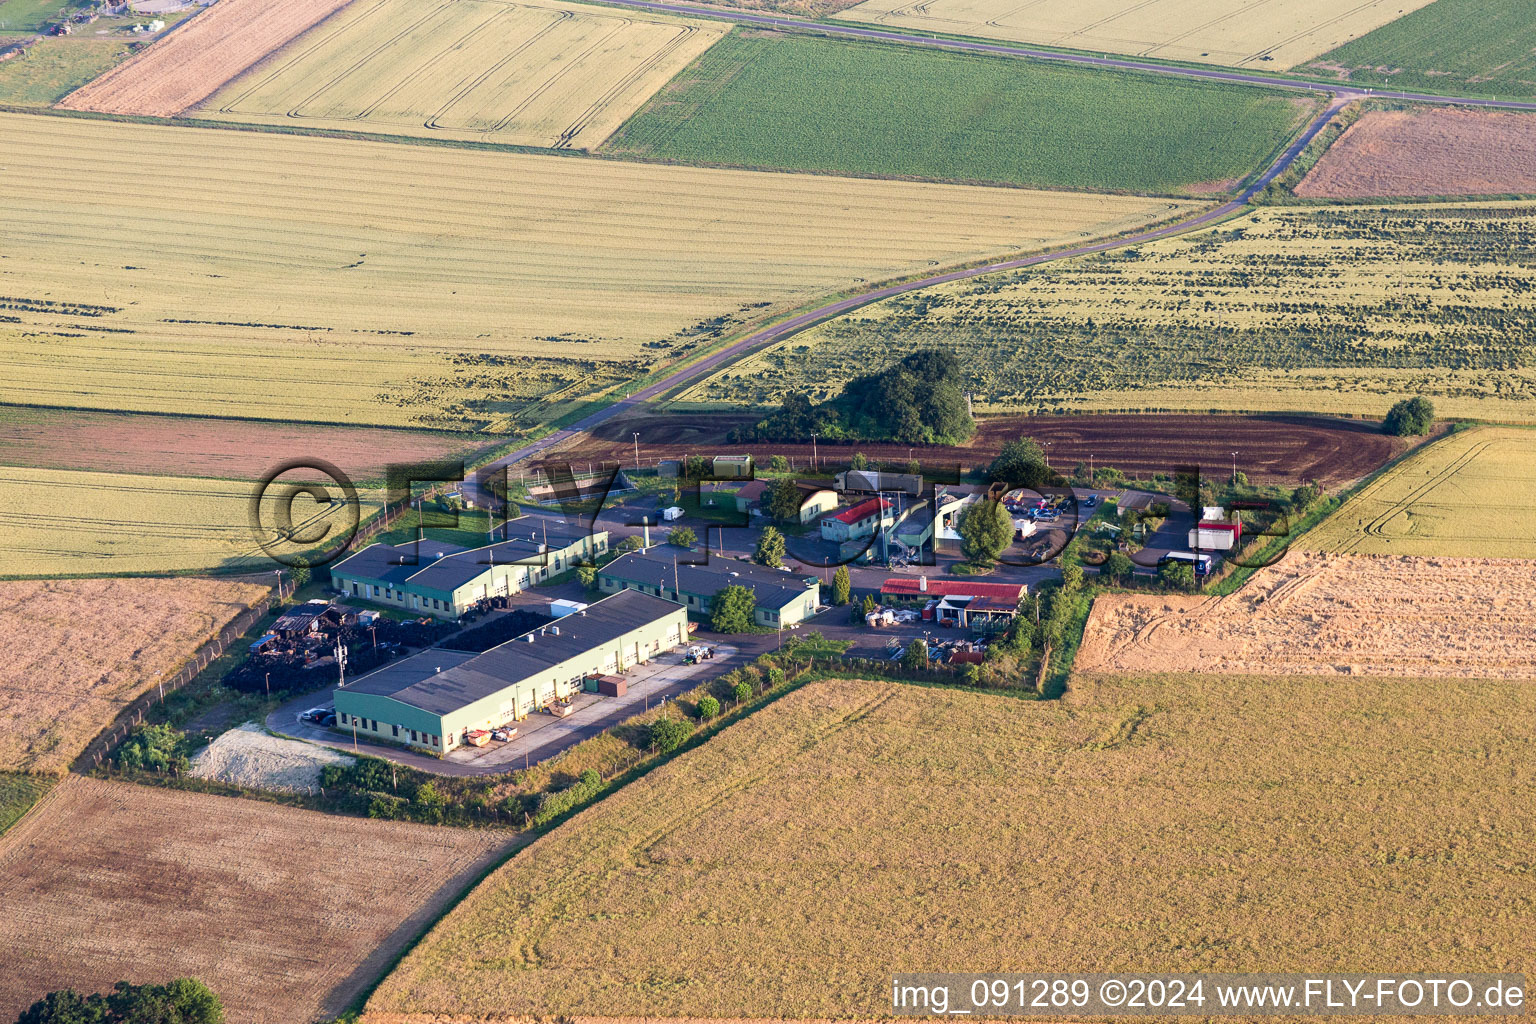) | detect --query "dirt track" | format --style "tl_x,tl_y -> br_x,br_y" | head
1076,552 -> 1536,680
58,0 -> 354,116
1297,108 -> 1536,198
551,411 -> 1405,488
